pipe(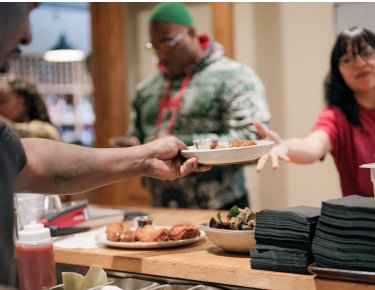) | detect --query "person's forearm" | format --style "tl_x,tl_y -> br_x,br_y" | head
16,138 -> 147,194
284,137 -> 328,164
